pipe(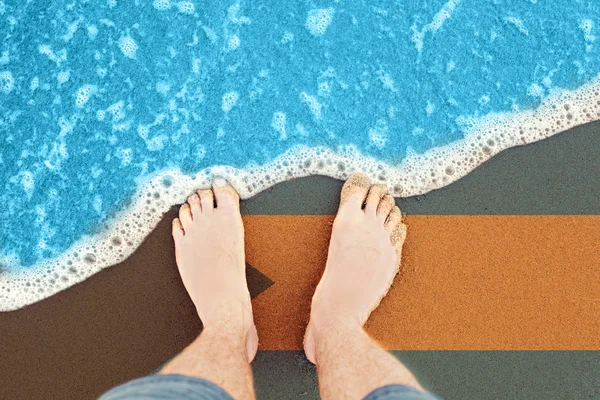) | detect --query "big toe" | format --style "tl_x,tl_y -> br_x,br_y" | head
340,172 -> 371,210
212,178 -> 240,210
